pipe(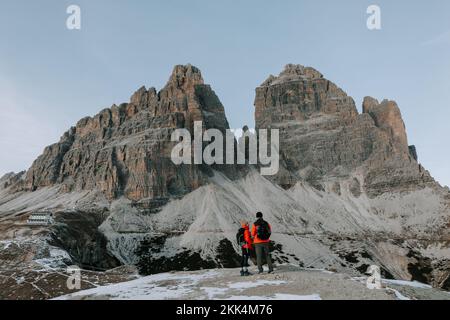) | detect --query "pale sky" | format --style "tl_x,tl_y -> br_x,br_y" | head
0,0 -> 449,187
